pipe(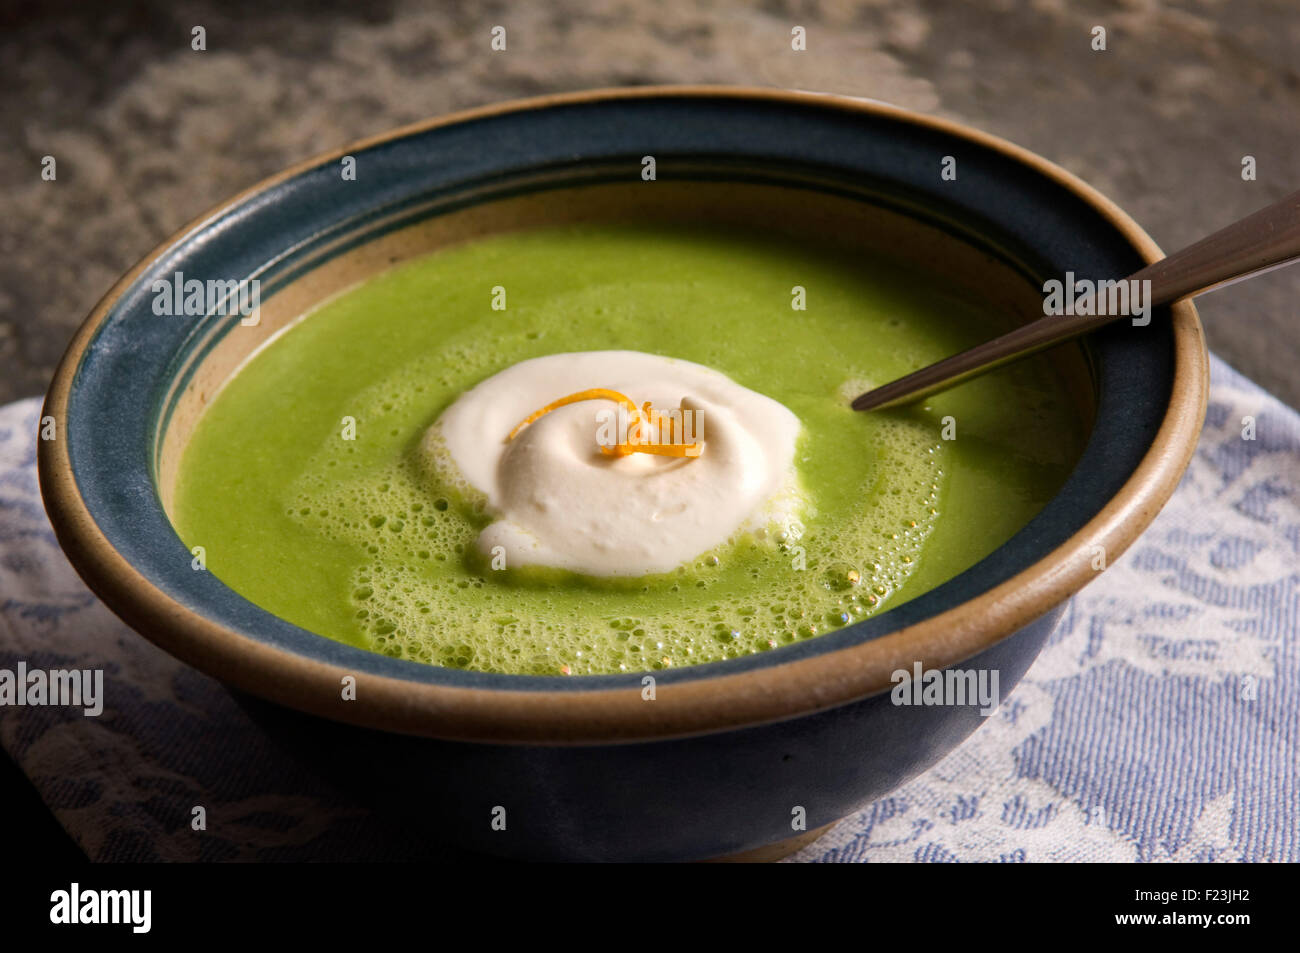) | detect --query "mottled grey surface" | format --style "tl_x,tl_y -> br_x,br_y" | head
2,0 -> 1297,405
